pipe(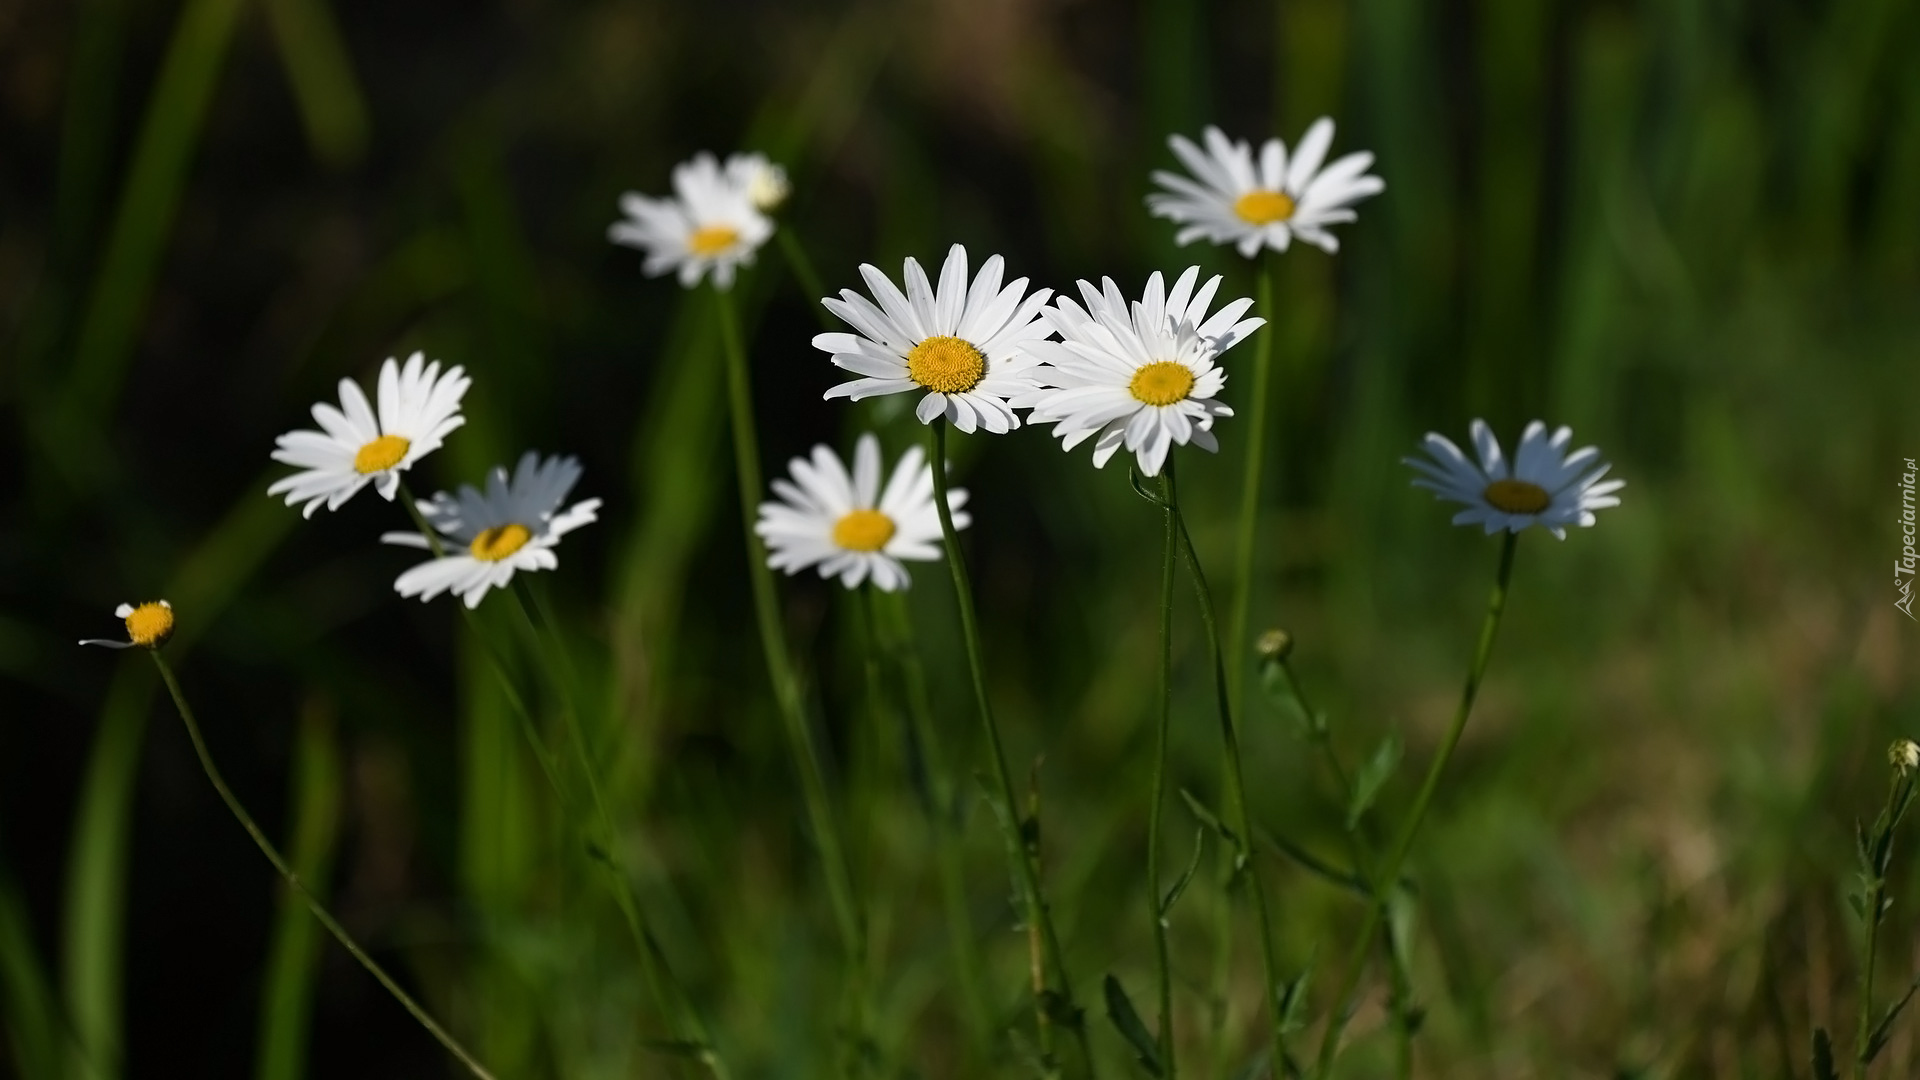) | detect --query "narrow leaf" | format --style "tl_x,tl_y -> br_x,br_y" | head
1865,971 -> 1920,1062
1102,974 -> 1164,1077
1179,788 -> 1237,845
1346,731 -> 1403,831
1812,1028 -> 1838,1080
1159,828 -> 1207,918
